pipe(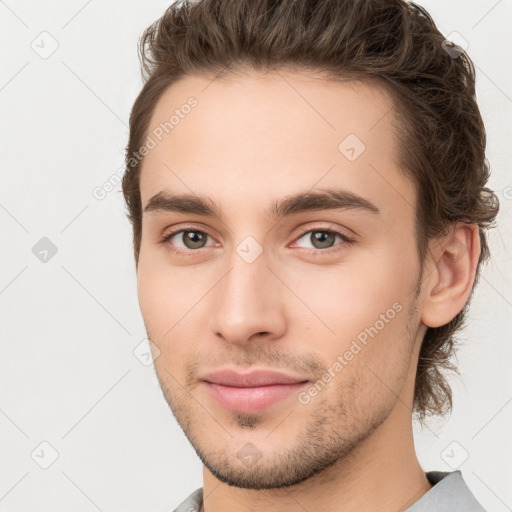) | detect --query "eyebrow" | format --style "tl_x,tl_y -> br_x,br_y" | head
143,187 -> 380,221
